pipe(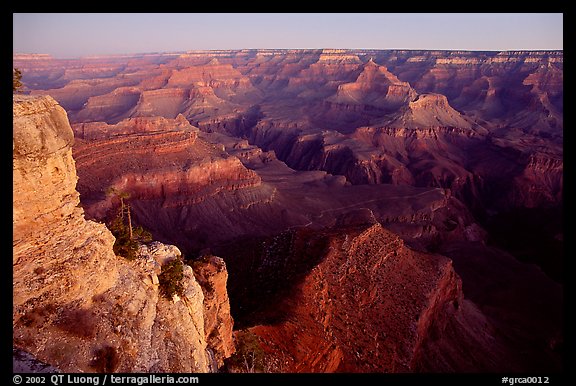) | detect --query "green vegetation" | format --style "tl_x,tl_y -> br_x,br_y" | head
106,187 -> 133,239
108,216 -> 139,260
226,330 -> 267,372
105,188 -> 152,260
13,68 -> 23,92
159,258 -> 185,300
